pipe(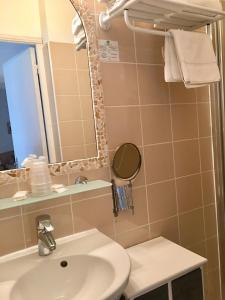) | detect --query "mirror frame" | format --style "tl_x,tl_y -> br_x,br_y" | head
0,0 -> 108,185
